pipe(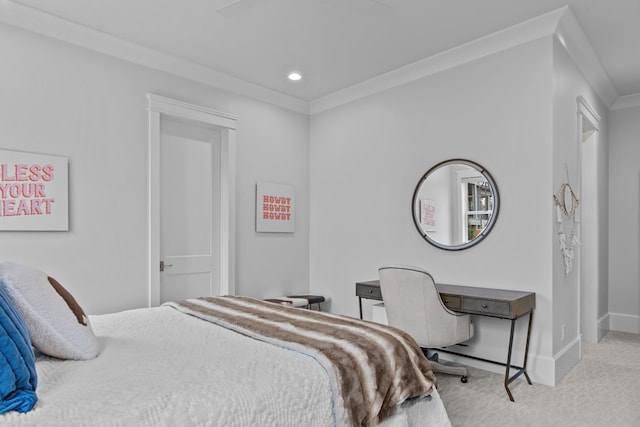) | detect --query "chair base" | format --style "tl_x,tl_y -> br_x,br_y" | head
424,350 -> 469,383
